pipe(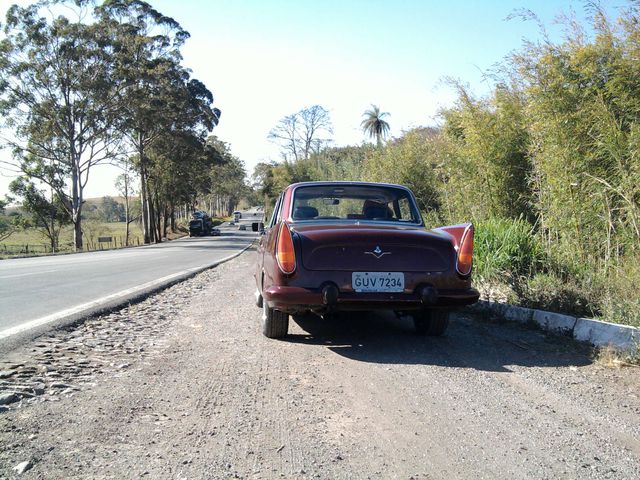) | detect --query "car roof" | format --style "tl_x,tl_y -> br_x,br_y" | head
287,180 -> 409,190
